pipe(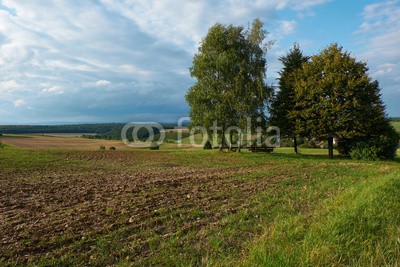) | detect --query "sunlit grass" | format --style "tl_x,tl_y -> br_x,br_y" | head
391,121 -> 400,133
